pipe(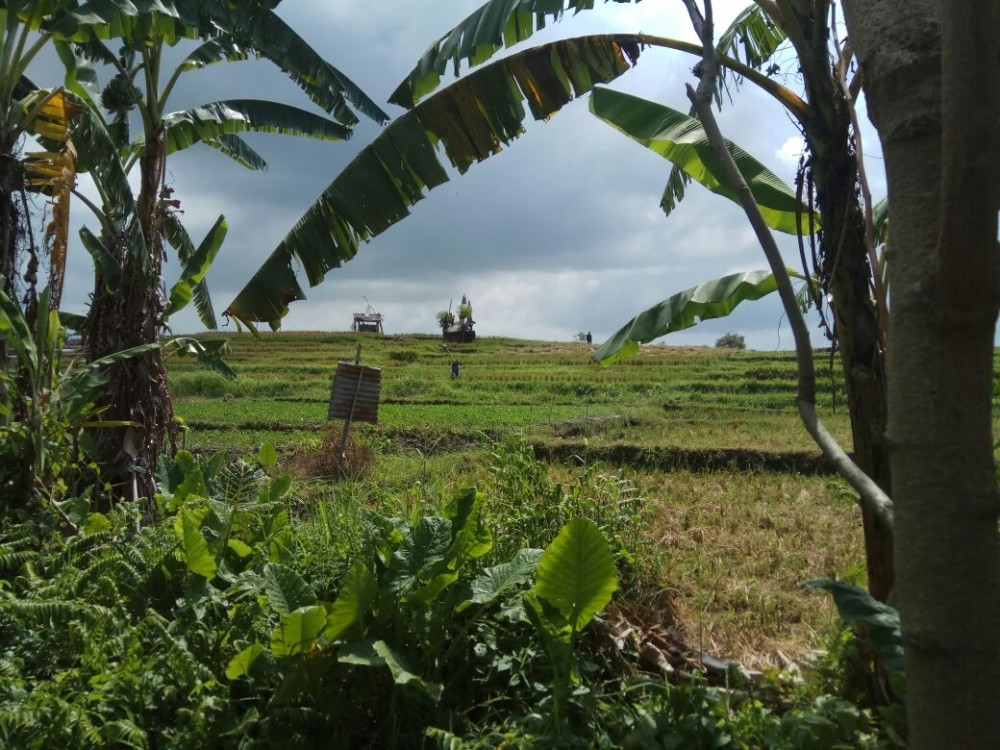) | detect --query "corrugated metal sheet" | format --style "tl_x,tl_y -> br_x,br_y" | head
328,362 -> 381,423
